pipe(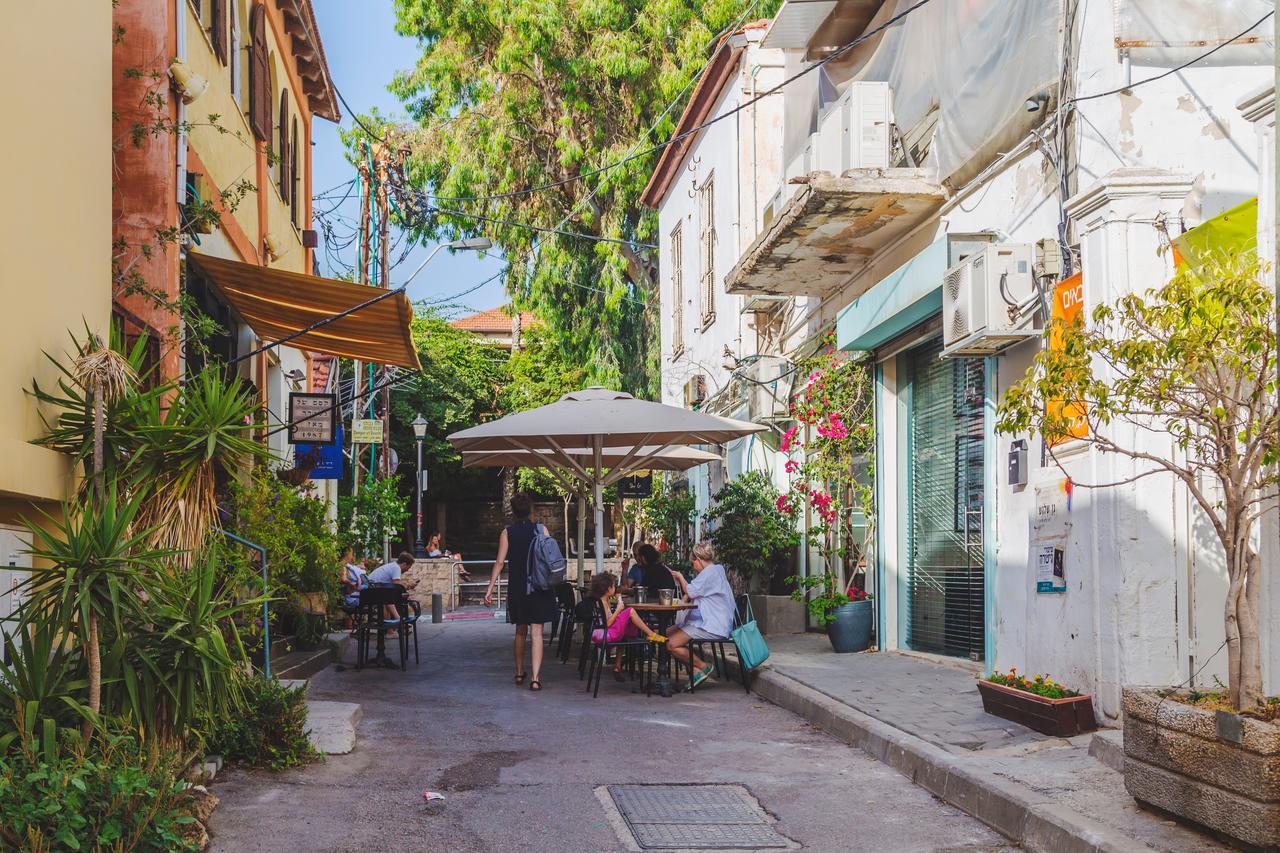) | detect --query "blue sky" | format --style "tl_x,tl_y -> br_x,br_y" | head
310,0 -> 506,314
